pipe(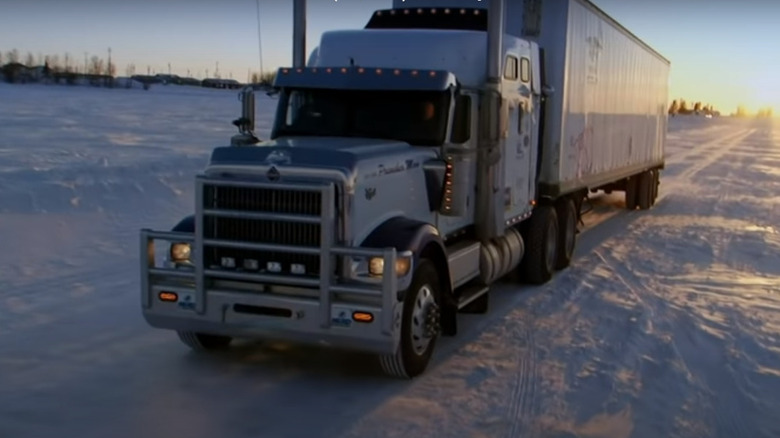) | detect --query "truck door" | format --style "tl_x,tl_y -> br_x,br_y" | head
502,51 -> 537,223
519,54 -> 540,203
